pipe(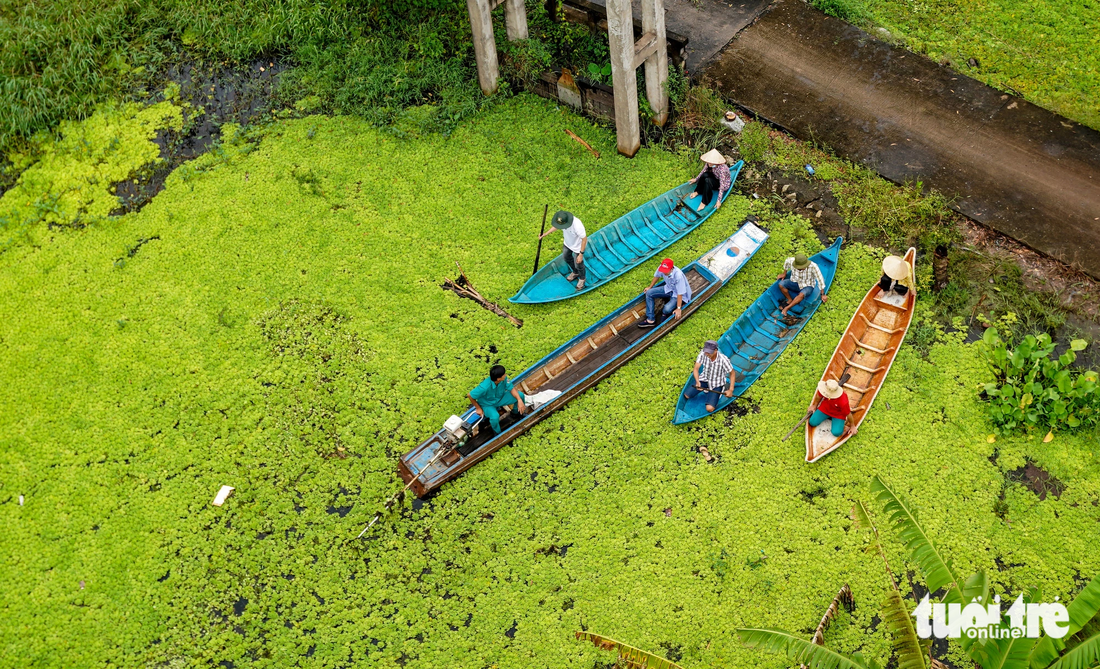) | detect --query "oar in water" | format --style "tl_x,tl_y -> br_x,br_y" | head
532,204 -> 549,276
782,372 -> 850,442
356,446 -> 449,539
